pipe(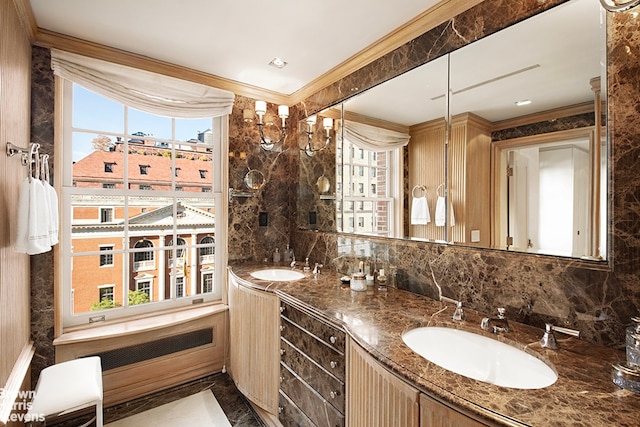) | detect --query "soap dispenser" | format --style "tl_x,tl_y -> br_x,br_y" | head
283,244 -> 292,263
273,248 -> 280,264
